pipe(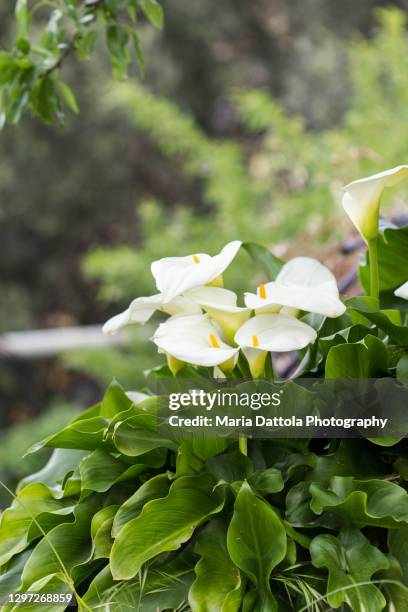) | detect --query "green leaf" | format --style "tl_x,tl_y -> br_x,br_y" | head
189,518 -> 244,612
20,495 -> 100,590
248,468 -> 284,495
389,526 -> 408,584
132,32 -> 145,76
310,476 -> 408,527
113,412 -> 176,456
347,296 -> 408,346
110,473 -> 223,579
91,505 -> 118,559
28,416 -> 109,453
242,242 -> 283,280
18,449 -> 88,492
227,482 -> 286,607
140,0 -> 164,29
78,448 -> 146,492
360,225 -> 408,297
15,0 -> 30,38
56,80 -> 79,114
112,473 -> 171,537
0,484 -> 74,567
106,25 -> 131,80
310,527 -> 389,611
325,334 -> 389,378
